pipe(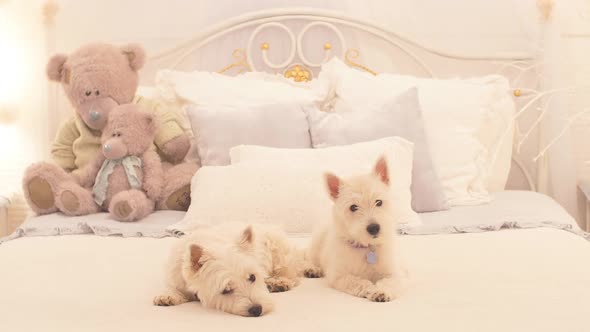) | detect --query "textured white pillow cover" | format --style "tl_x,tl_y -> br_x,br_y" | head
155,69 -> 327,106
175,137 -> 418,234
319,58 -> 515,205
